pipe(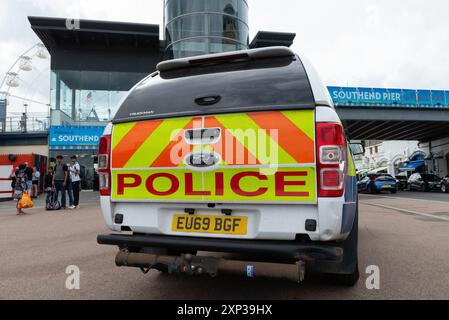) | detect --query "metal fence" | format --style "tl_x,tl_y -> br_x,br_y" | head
0,116 -> 50,133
